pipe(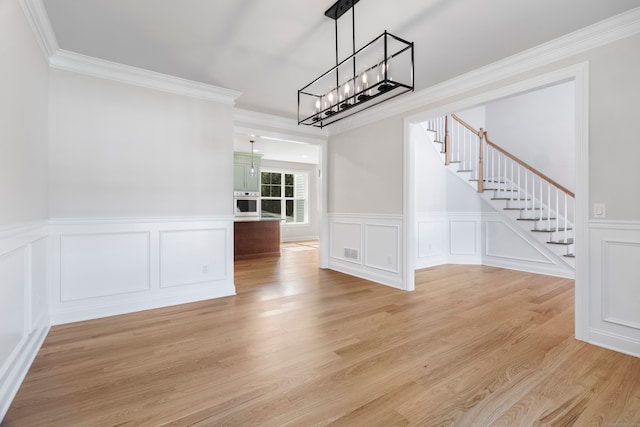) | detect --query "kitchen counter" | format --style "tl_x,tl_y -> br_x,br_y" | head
234,219 -> 281,260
